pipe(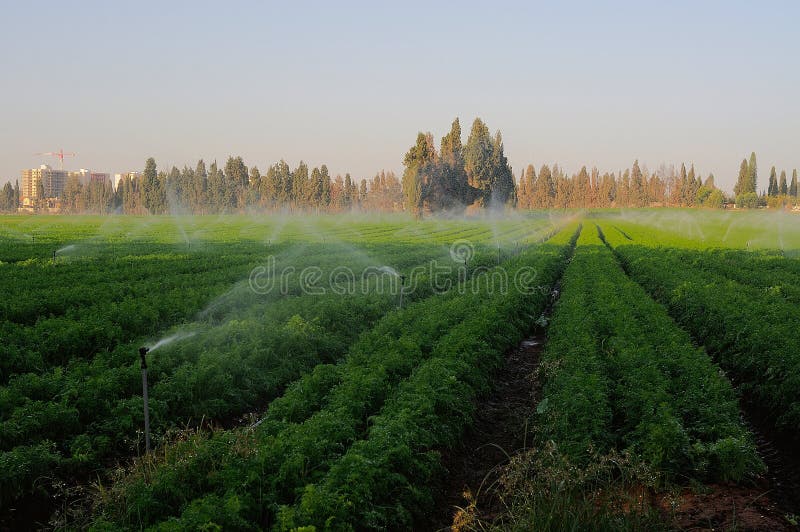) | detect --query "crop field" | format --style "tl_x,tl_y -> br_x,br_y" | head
1,210 -> 799,530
